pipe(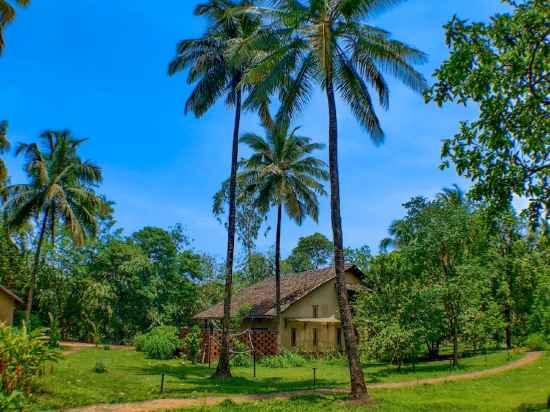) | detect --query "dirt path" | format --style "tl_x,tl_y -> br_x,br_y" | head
60,351 -> 543,412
